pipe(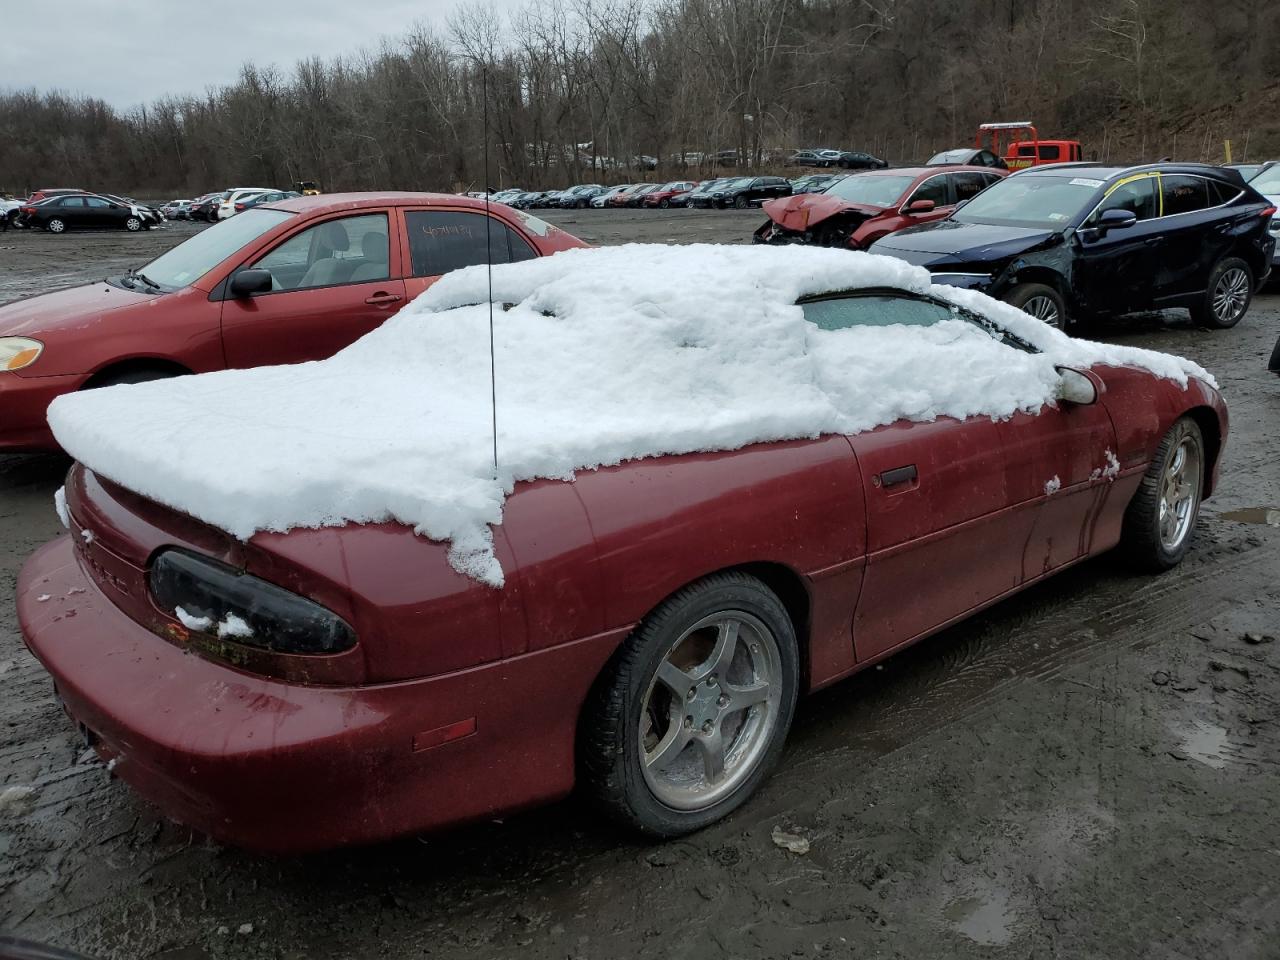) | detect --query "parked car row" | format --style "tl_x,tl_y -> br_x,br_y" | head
178,187 -> 302,222
7,189 -> 165,233
788,148 -> 888,169
755,159 -> 1276,332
